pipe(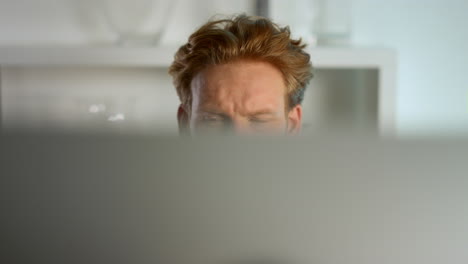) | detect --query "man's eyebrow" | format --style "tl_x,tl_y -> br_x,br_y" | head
198,109 -> 228,117
198,108 -> 278,117
247,110 -> 278,117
